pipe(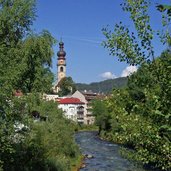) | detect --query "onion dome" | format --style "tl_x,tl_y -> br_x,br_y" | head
57,41 -> 66,58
